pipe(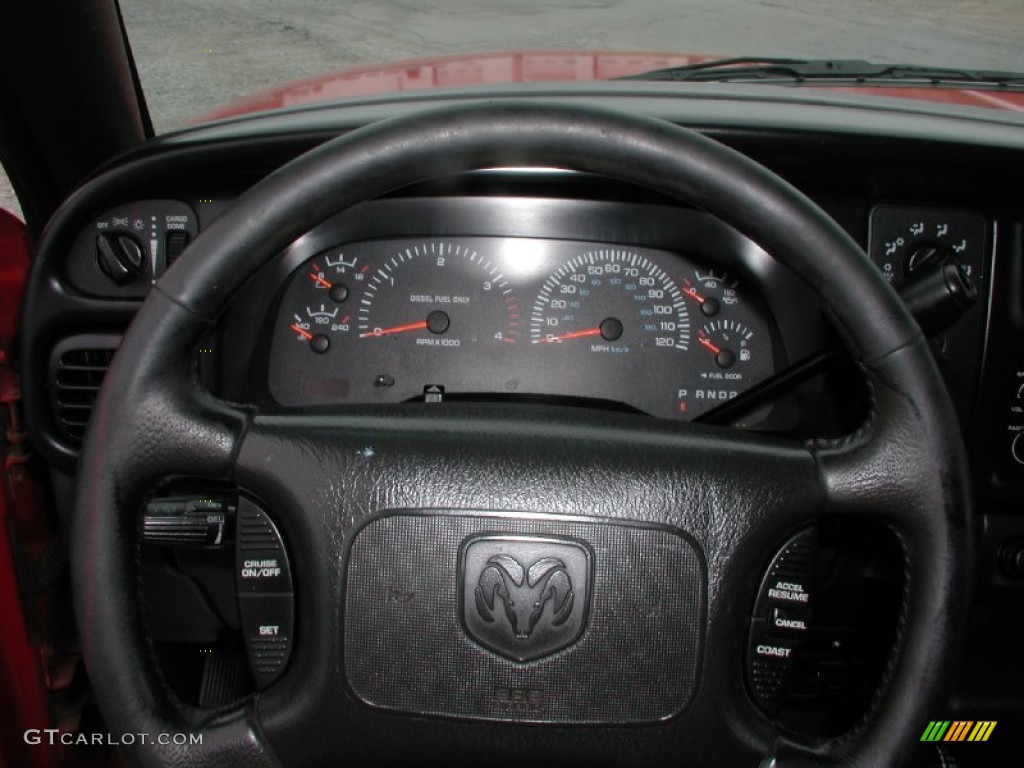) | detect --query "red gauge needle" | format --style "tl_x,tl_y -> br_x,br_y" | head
682,285 -> 705,302
308,265 -> 332,289
533,327 -> 603,344
360,320 -> 427,338
698,334 -> 721,355
290,323 -> 313,340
